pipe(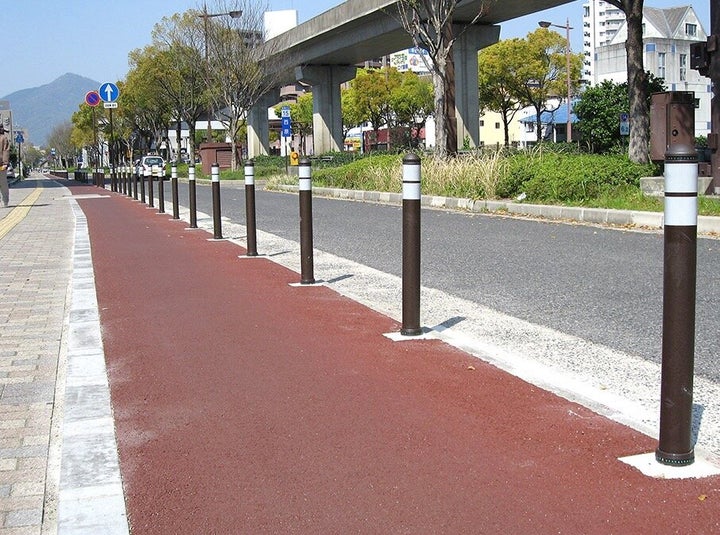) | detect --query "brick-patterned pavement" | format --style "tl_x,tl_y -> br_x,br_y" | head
0,179 -> 73,534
